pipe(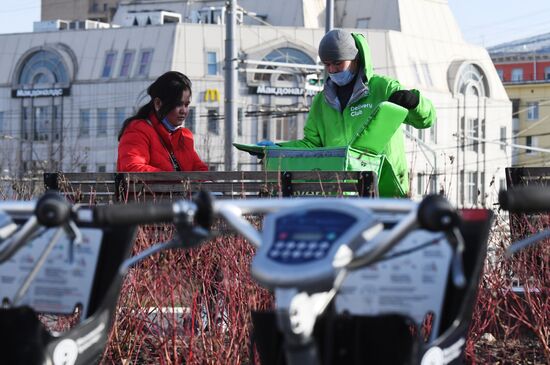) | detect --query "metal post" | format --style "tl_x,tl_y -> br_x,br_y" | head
325,0 -> 334,33
224,0 -> 238,171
